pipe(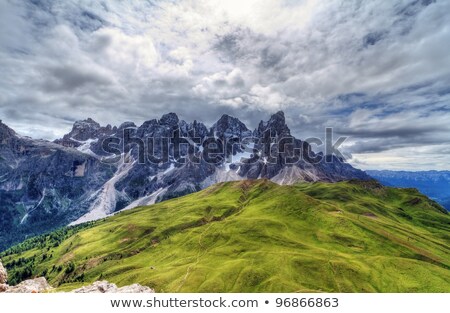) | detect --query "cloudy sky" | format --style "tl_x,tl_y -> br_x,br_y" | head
1,0 -> 449,170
